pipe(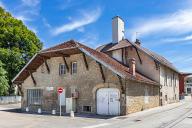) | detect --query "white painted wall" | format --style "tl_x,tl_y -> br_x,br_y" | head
160,65 -> 179,105
112,49 -> 122,62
